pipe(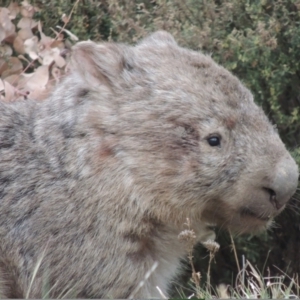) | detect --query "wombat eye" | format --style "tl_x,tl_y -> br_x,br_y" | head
207,136 -> 221,147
